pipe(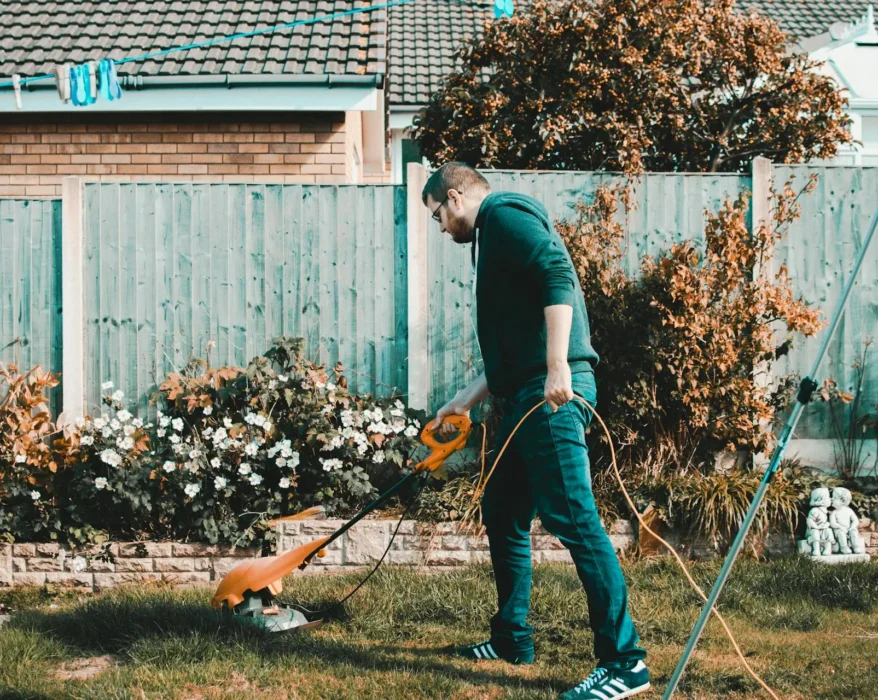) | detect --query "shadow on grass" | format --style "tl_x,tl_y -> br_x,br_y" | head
7,592 -> 563,695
